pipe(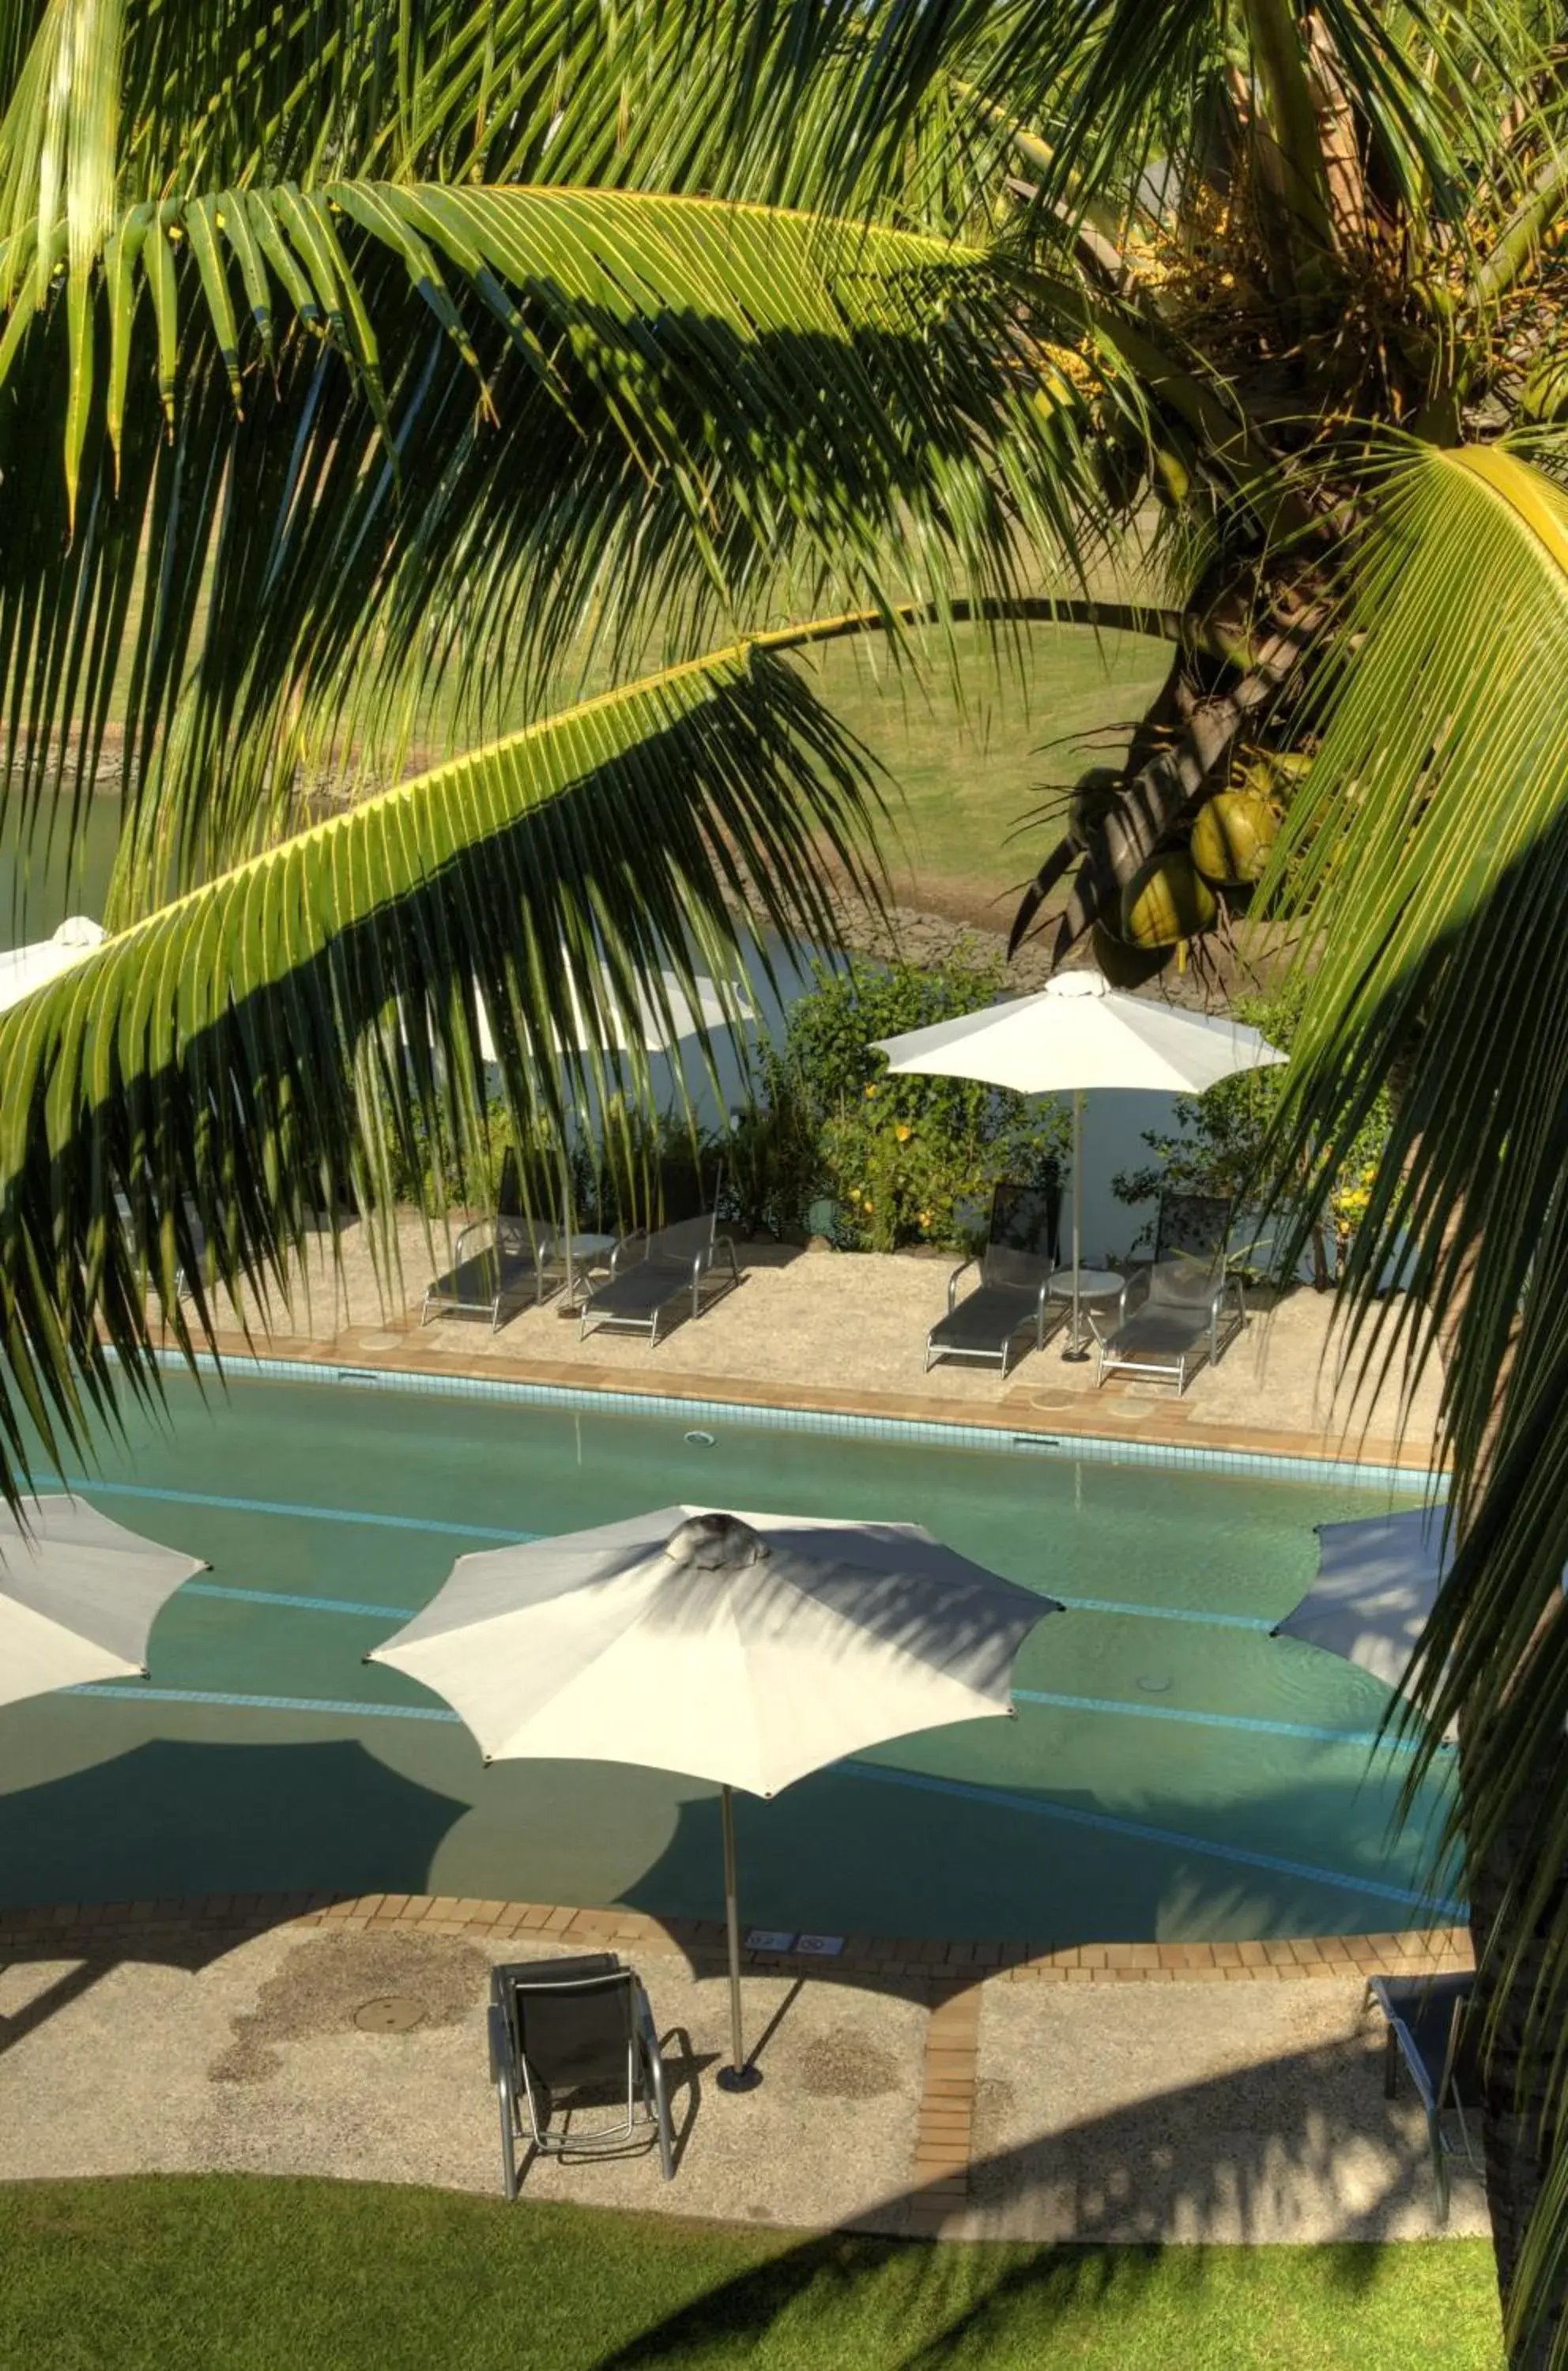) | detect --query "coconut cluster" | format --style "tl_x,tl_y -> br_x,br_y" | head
1077,755 -> 1295,982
